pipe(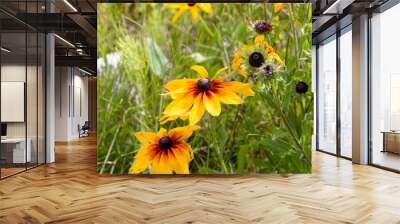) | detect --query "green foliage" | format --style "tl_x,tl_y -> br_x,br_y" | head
97,3 -> 313,174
